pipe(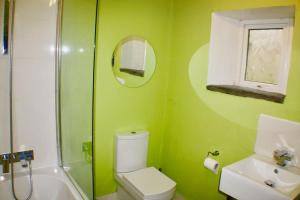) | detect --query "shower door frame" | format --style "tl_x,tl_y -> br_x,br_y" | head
55,0 -> 99,199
